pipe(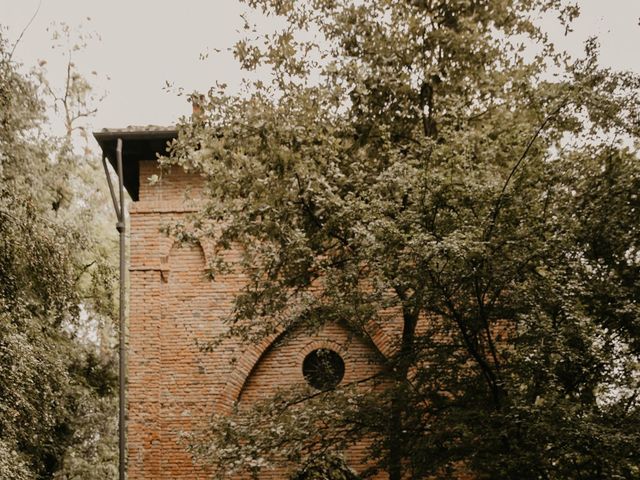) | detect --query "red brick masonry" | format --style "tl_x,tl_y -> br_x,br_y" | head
127,161 -> 391,479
